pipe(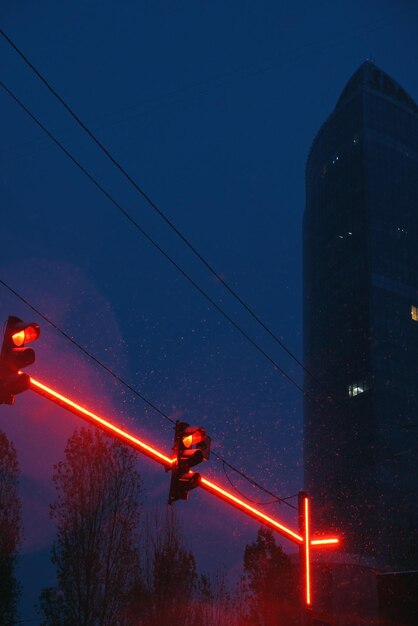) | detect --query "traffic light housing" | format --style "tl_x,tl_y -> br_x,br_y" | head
168,421 -> 211,504
0,316 -> 40,404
